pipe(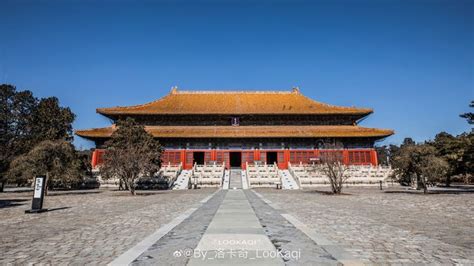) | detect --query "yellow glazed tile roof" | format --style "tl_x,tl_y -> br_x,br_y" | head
96,88 -> 373,116
75,125 -> 394,139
